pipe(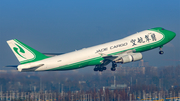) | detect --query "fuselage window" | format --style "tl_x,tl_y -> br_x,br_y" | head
57,60 -> 62,62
